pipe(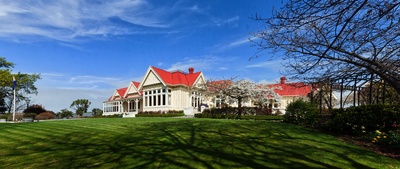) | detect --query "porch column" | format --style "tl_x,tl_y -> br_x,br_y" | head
119,101 -> 122,112
135,99 -> 139,112
127,100 -> 131,112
